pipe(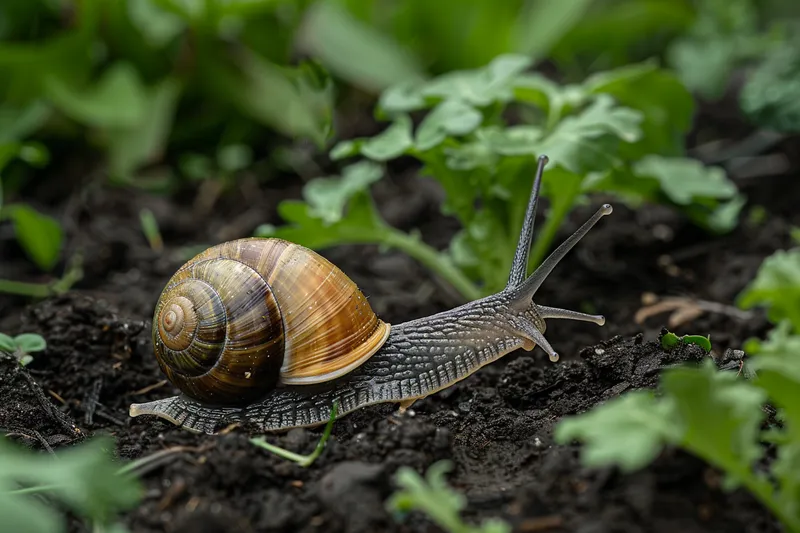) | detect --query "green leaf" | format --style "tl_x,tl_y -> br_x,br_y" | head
0,436 -> 141,530
8,204 -> 63,271
661,331 -> 681,350
420,54 -> 533,107
662,360 -> 767,488
0,101 -> 51,144
211,50 -> 333,148
13,333 -> 46,354
535,94 -> 642,174
44,62 -> 148,129
632,155 -> 737,205
107,77 -> 181,181
554,390 -> 681,473
127,0 -> 186,48
0,494 -> 61,533
0,333 -> 15,352
738,248 -> 800,332
416,100 -> 483,151
740,44 -> 800,132
584,62 -> 694,156
387,461 -> 512,533
304,161 -> 384,225
360,116 -> 414,161
297,0 -> 424,93
217,144 -> 253,173
512,0 -> 594,59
